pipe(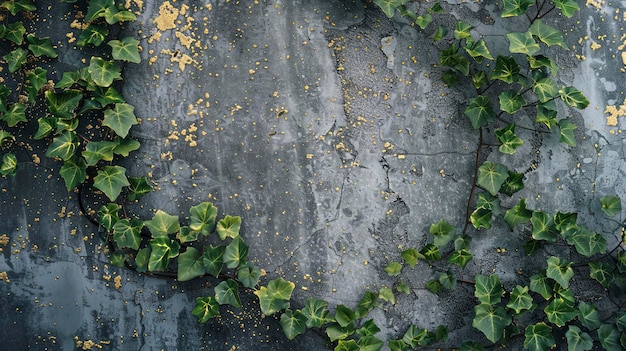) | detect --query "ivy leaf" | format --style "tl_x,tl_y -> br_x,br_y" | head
460,341 -> 485,351
108,37 -> 141,63
428,2 -> 445,13
384,261 -> 403,277
557,119 -> 577,147
490,56 -> 520,84
302,298 -> 331,328
589,262 -> 614,288
562,225 -> 606,257
280,310 -> 307,340
202,245 -> 225,277
148,236 -> 180,271
214,279 -> 241,308
472,71 -> 488,90
500,171 -> 525,196
177,247 -> 206,282
82,140 -> 118,166
559,86 -> 589,109
189,202 -> 217,236
495,126 -> 523,154
506,285 -> 533,315
253,278 -> 295,316
372,0 -> 406,17
102,103 -> 138,138
326,323 -> 355,342
474,274 -> 504,305
0,153 -> 17,176
420,243 -> 441,261
223,236 -> 249,269
45,89 -> 82,119
501,0 -> 536,17
97,203 -> 119,231
77,23 -> 109,47
237,262 -> 261,288
546,256 -> 574,288
465,39 -> 494,62
176,226 -> 198,243
553,0 -> 580,18
533,77 -> 559,103
577,302 -> 600,330
335,304 -> 356,327
85,0 -> 113,22
396,281 -> 411,295
144,210 -> 180,237
471,206 -> 493,230
545,298 -> 576,327
94,86 -> 125,107
192,296 -> 219,323
448,249 -> 473,268
565,325 -> 593,351
429,219 -> 456,248
1,103 -> 27,127
355,290 -> 378,318
415,14 -> 433,30
3,48 -> 27,73
536,101 -> 558,128
93,165 -> 129,201
127,176 -> 152,201
378,287 -> 395,305
504,198 -> 532,229
530,211 -> 558,242
216,215 -> 242,240
465,95 -> 495,129
26,34 -> 57,58
599,195 -> 621,217
134,247 -> 150,273
498,91 -> 525,115
440,44 -> 470,75
507,31 -> 540,55
26,67 -> 48,100
433,25 -> 448,42
426,280 -> 443,294
388,340 -> 409,351
529,19 -> 567,49
357,319 -> 381,337
618,251 -> 626,274
112,218 -> 142,250
0,130 -> 14,146
104,7 -> 137,24
0,0 -> 36,15
87,57 -> 121,87
439,270 -> 456,290
401,248 -> 424,267
112,137 -> 140,157
335,340 -> 359,351
472,304 -> 512,343
598,324 -> 622,351
524,322 -> 555,351
45,131 -> 79,161
454,21 -> 473,40
554,211 -> 577,231
4,22 -> 25,44
402,325 -> 429,348
477,161 -> 508,196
